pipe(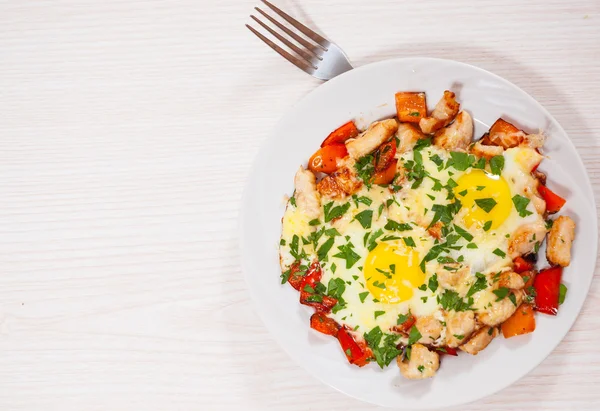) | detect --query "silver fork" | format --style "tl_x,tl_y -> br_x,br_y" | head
246,0 -> 353,81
